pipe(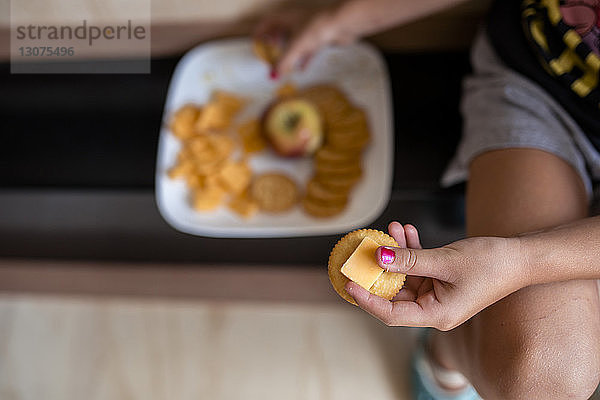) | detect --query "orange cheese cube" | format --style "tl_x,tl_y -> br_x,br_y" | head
228,192 -> 259,219
193,185 -> 226,211
340,237 -> 384,290
218,161 -> 251,195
